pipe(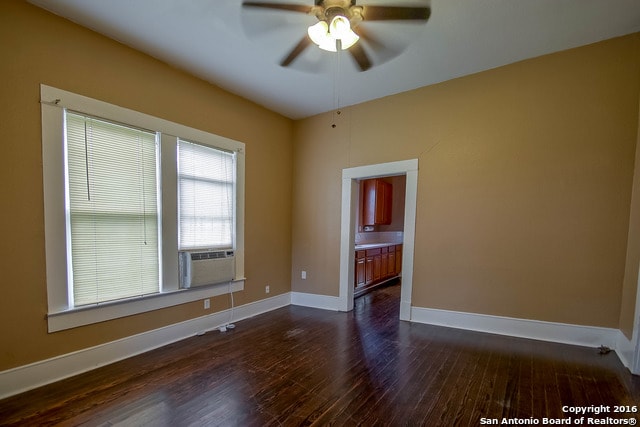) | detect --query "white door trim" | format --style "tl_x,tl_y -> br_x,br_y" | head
631,263 -> 640,374
338,159 -> 419,320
